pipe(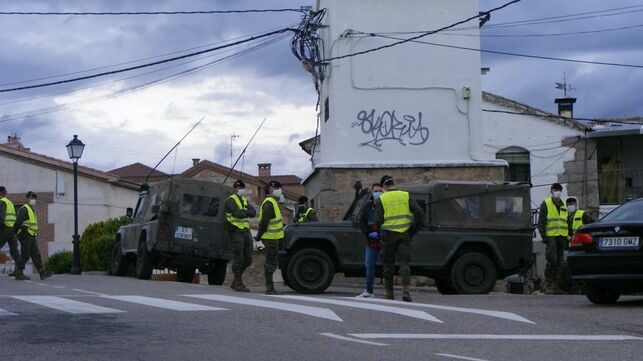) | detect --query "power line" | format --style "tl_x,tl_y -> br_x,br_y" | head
482,109 -> 643,125
440,23 -> 643,38
0,27 -> 295,93
0,9 -> 306,16
317,0 -> 521,64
